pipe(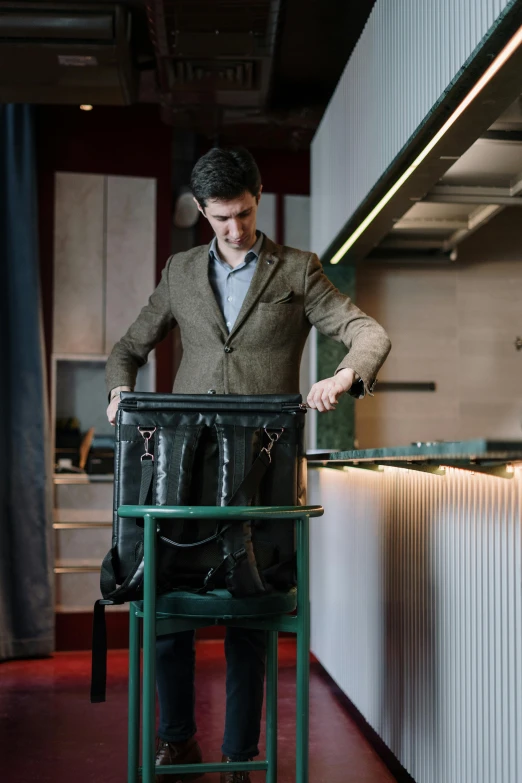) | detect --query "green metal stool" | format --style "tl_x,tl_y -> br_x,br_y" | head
118,504 -> 324,783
